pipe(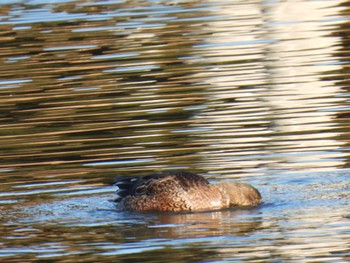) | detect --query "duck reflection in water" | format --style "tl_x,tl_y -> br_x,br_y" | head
114,171 -> 262,212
